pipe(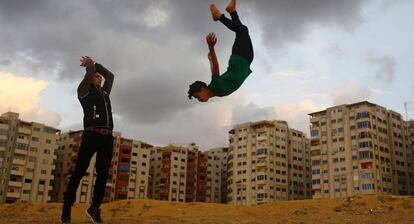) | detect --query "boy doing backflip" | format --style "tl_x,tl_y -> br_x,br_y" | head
188,0 -> 254,102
